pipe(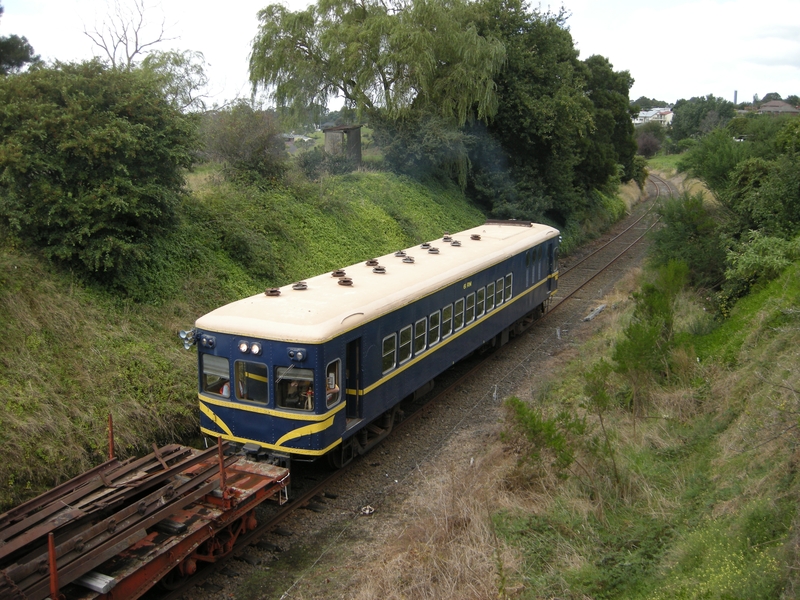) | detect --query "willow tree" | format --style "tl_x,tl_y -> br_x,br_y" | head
249,0 -> 505,125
